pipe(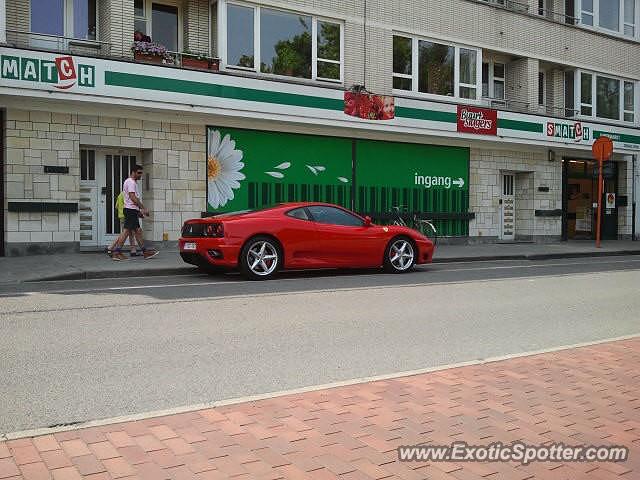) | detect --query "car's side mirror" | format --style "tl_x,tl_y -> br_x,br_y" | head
364,215 -> 372,227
